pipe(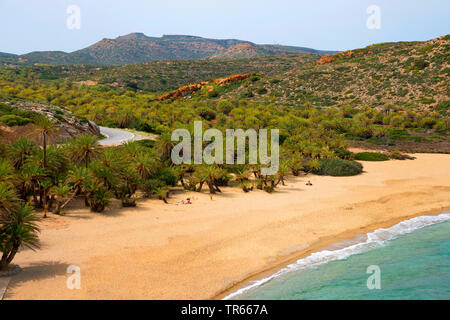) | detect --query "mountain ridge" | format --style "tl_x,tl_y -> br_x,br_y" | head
2,33 -> 337,66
